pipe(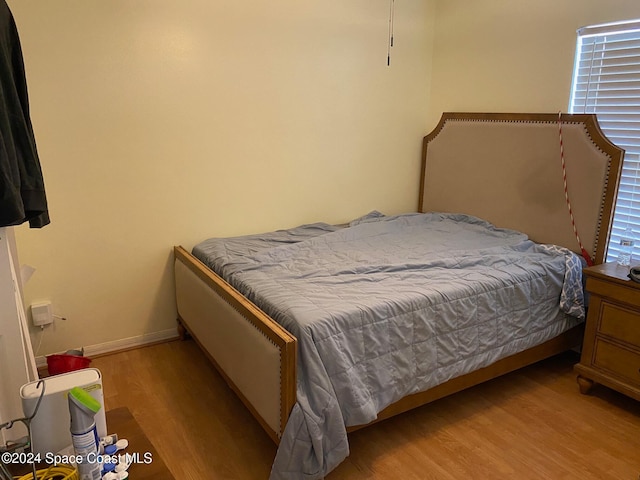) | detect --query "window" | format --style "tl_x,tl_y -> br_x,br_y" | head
569,20 -> 640,263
